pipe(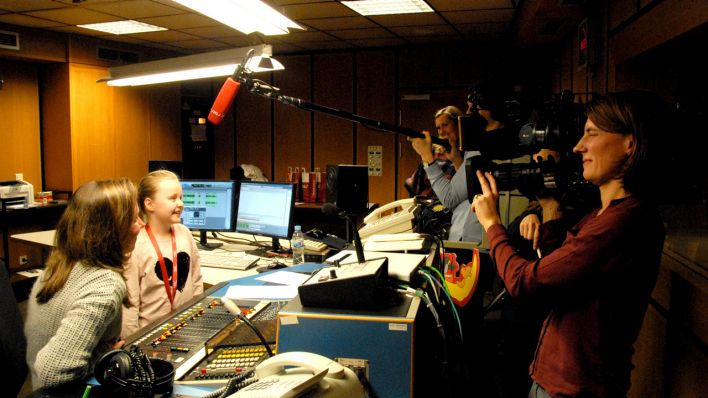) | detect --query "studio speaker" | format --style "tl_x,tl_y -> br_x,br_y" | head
325,165 -> 368,213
